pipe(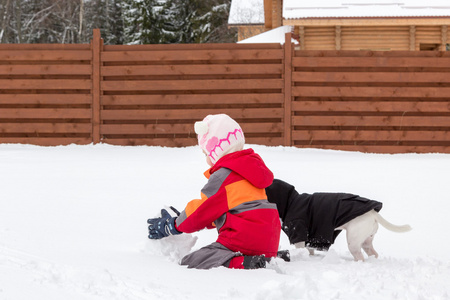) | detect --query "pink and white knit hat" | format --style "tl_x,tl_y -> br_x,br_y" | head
194,114 -> 245,165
